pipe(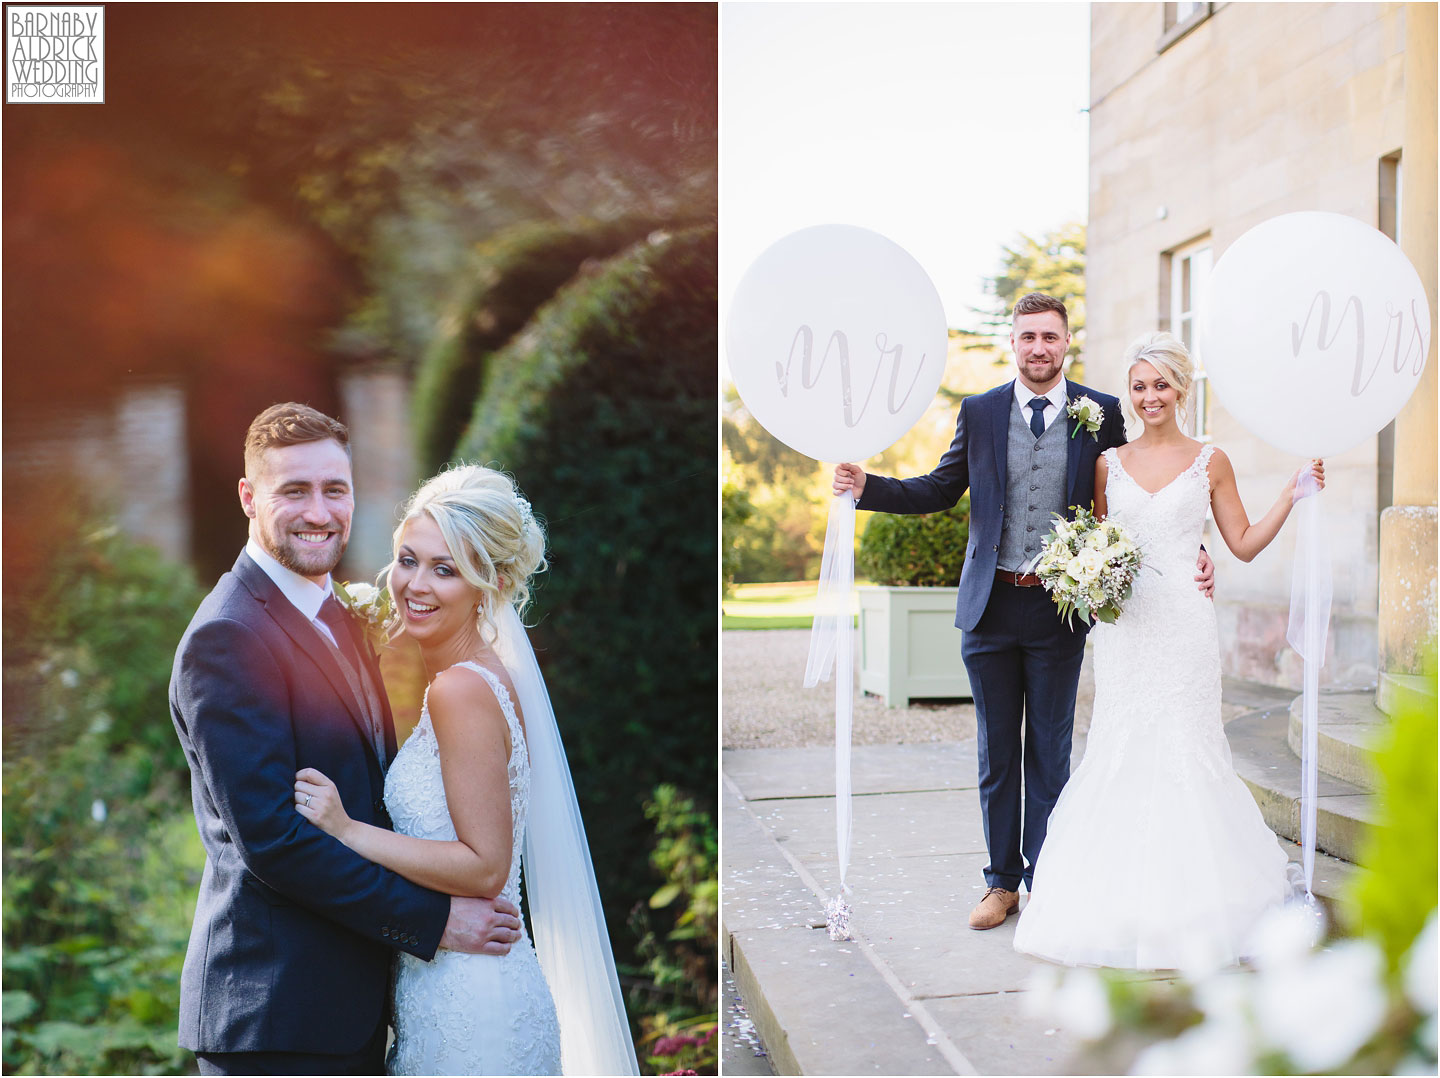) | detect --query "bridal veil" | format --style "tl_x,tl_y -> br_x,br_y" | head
495,604 -> 640,1076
